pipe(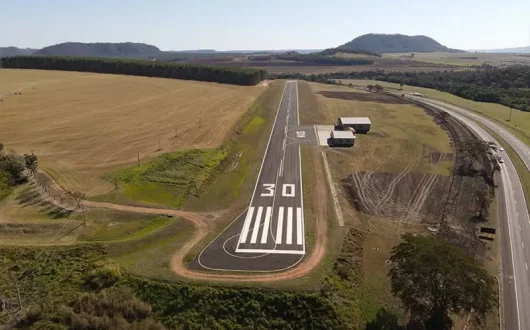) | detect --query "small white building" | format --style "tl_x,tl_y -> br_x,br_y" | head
330,130 -> 355,147
336,117 -> 371,133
